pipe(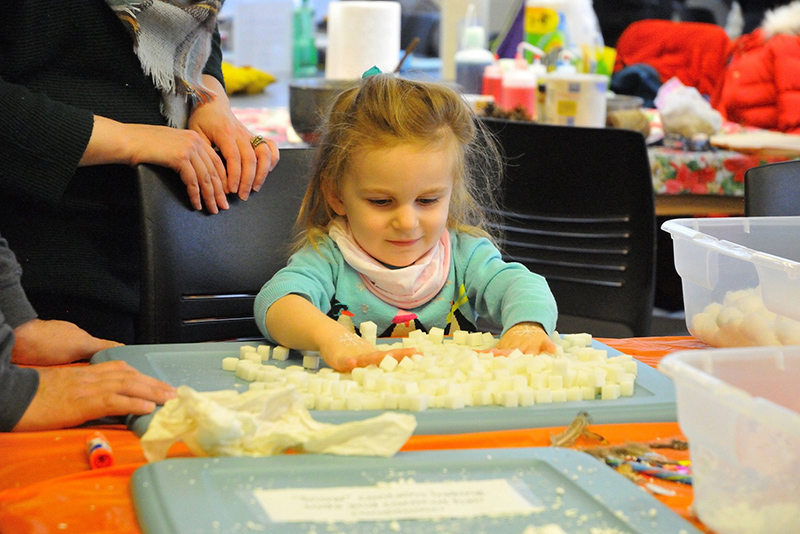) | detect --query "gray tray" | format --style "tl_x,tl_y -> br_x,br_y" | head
91,339 -> 676,436
131,447 -> 700,534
